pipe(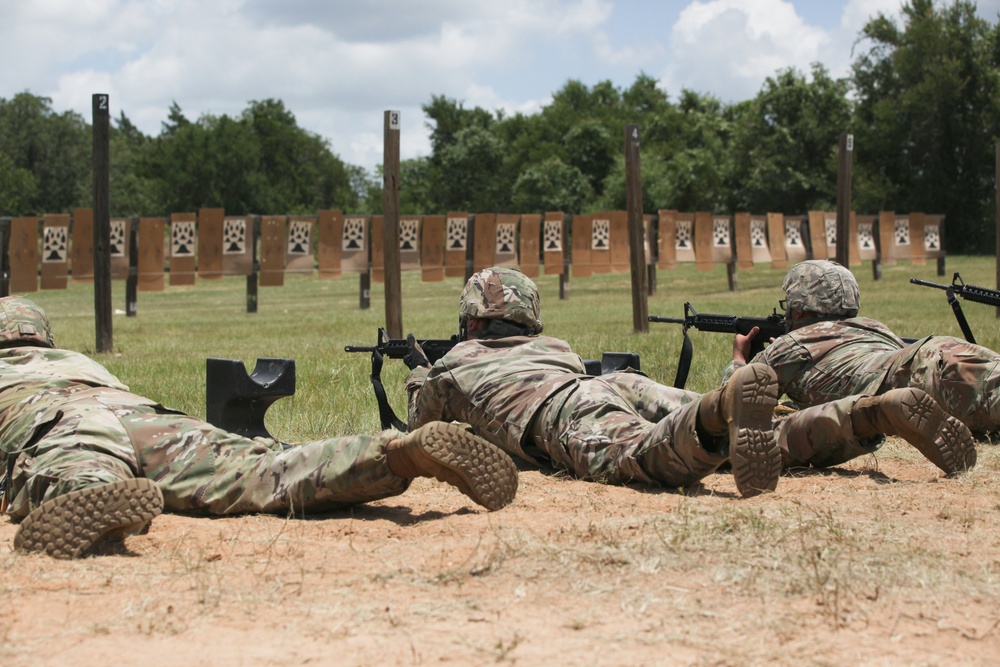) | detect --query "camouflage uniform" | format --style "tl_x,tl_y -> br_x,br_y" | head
402,266 -> 787,496
772,396 -> 885,467
406,335 -> 726,487
725,259 -> 1000,436
0,344 -> 409,519
710,260 -> 985,475
737,317 -> 1000,435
